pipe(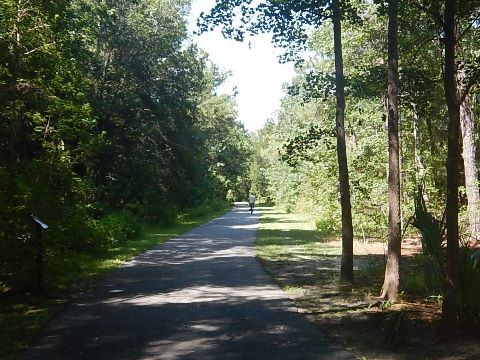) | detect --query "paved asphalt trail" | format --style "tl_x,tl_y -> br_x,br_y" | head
23,207 -> 355,360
